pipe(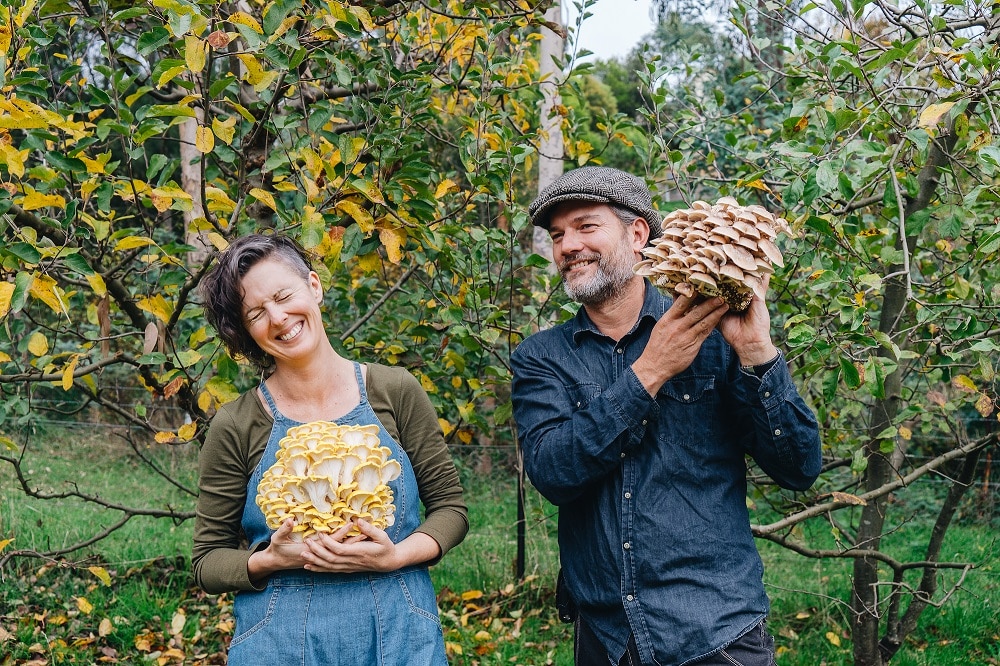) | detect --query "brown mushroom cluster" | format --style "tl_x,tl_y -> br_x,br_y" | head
256,422 -> 402,541
634,197 -> 791,311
